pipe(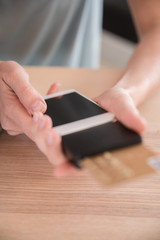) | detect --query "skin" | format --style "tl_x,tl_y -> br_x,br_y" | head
1,0 -> 160,176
